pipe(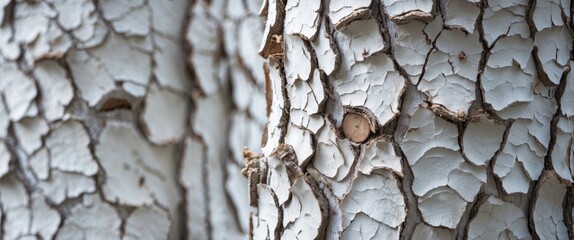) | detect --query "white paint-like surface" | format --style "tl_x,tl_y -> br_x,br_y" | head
341,171 -> 405,239
284,34 -> 313,84
382,0 -> 434,22
46,121 -> 97,176
284,0 -> 321,40
334,52 -> 406,126
0,142 -> 10,178
34,61 -> 74,121
96,123 -> 180,219
311,20 -> 339,76
56,195 -> 121,239
359,138 -> 402,175
552,117 -> 574,182
282,177 -> 324,239
329,0 -> 371,29
0,63 -> 37,121
180,137 -> 209,240
141,84 -> 187,144
252,184 -> 280,240
314,120 -> 355,181
444,0 -> 480,32
467,196 -> 531,239
533,171 -> 569,240
124,205 -> 171,240
284,125 -> 314,166
14,117 -> 49,155
419,30 -> 481,117
462,114 -> 505,166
